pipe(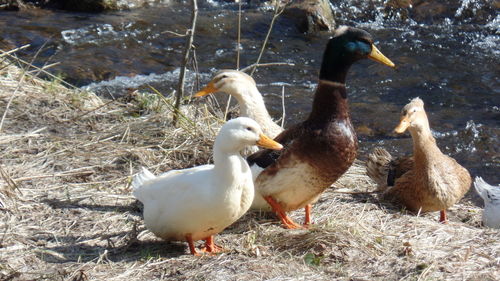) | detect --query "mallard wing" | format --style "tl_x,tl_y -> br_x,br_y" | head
247,123 -> 303,169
